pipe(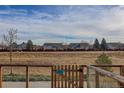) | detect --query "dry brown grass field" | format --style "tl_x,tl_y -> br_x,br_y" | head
0,51 -> 124,75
